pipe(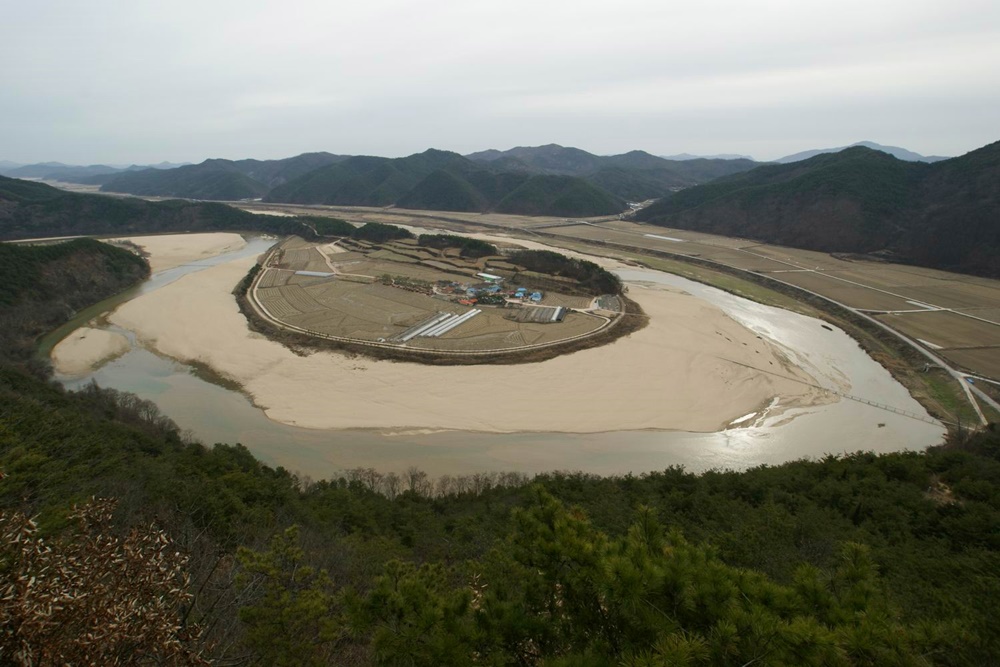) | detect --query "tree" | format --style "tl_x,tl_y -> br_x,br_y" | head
0,499 -> 205,666
358,489 -> 956,666
236,526 -> 343,666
